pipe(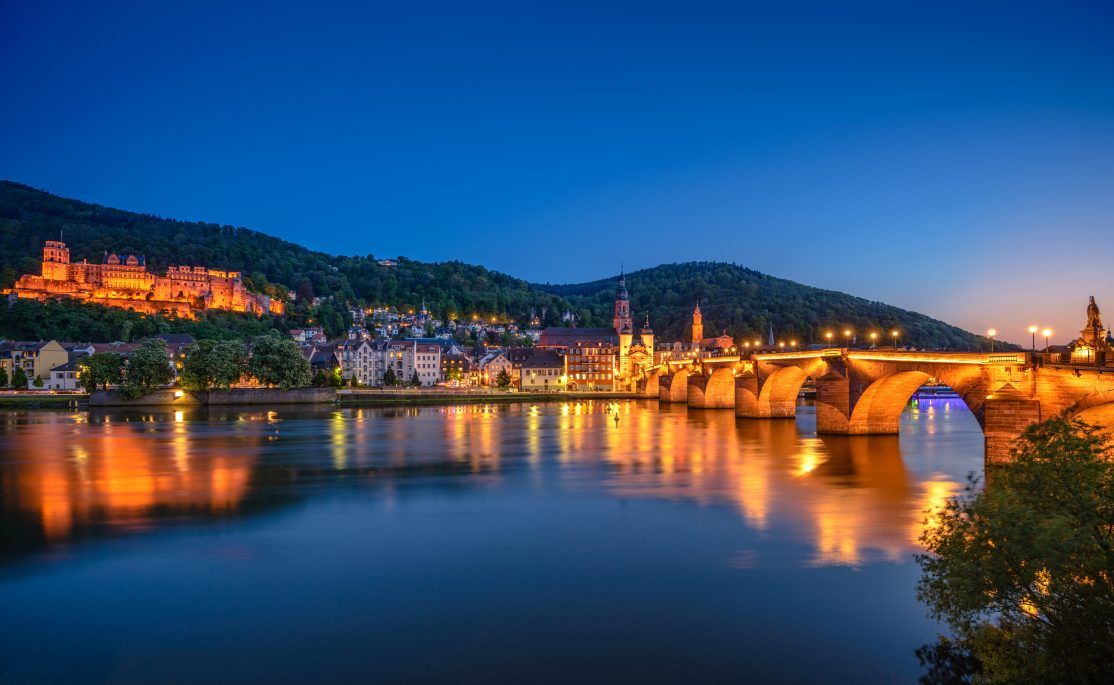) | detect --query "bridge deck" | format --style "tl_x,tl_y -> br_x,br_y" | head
754,348 -> 1029,365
